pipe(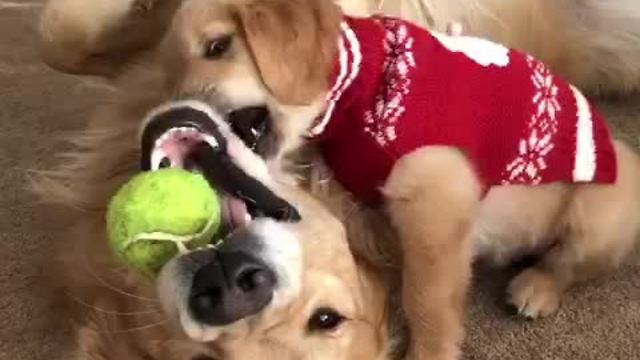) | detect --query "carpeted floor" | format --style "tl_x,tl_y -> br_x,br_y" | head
0,2 -> 638,360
